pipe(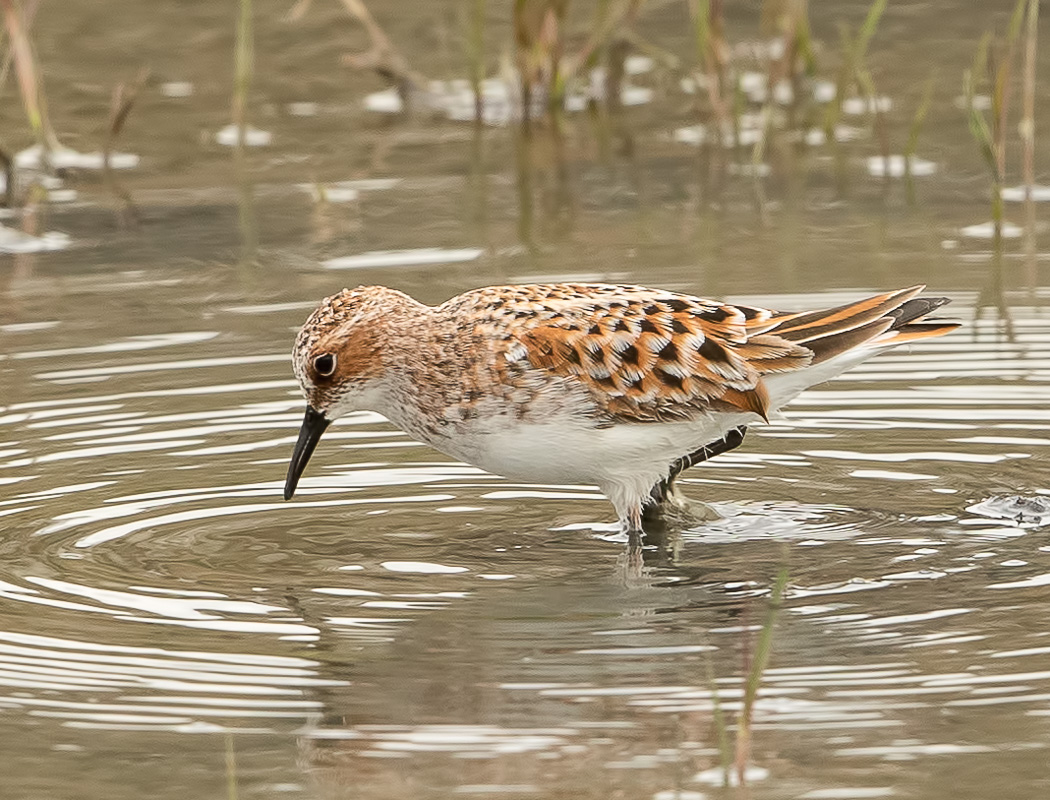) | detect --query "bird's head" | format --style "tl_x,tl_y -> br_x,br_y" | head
284,286 -> 402,500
